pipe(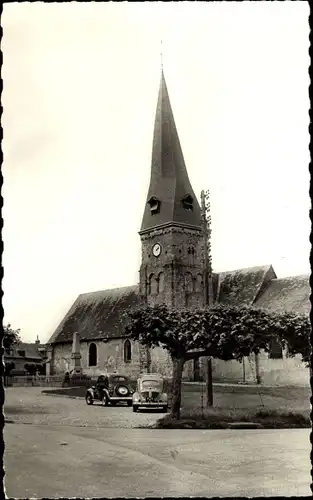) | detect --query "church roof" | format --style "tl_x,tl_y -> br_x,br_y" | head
254,274 -> 310,316
217,264 -> 277,306
47,285 -> 140,345
140,70 -> 202,233
48,266 -> 310,345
